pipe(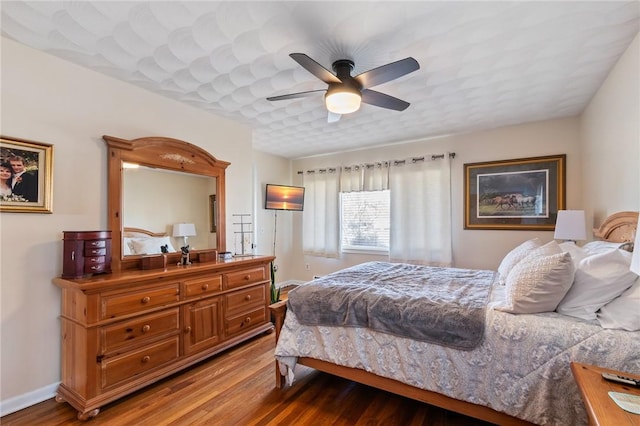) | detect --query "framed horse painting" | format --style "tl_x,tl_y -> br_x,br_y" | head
464,154 -> 566,230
